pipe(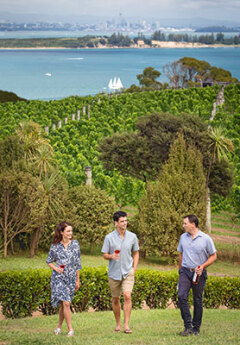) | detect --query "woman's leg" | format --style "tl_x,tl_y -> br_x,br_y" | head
62,301 -> 73,331
57,302 -> 64,329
